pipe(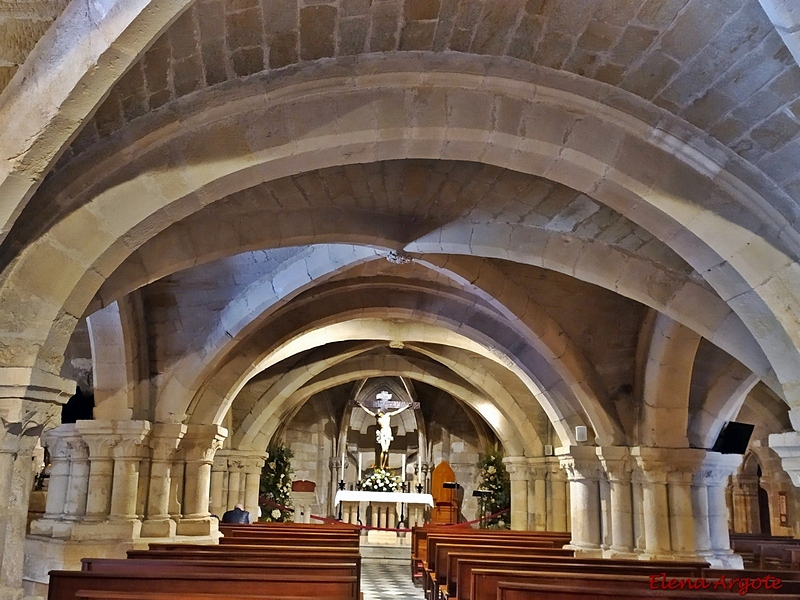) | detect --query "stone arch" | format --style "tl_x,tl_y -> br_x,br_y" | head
0,0 -> 194,242
638,314 -> 702,447
236,352 -> 536,457
182,284 -> 600,445
3,55 -> 800,421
